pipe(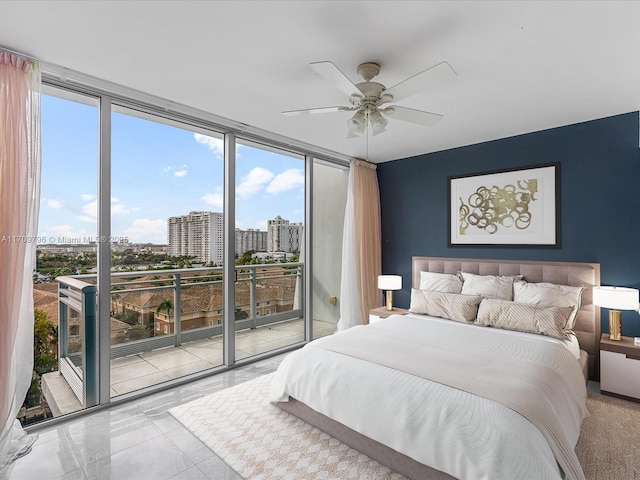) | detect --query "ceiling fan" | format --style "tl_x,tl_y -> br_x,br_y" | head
283,60 -> 457,138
